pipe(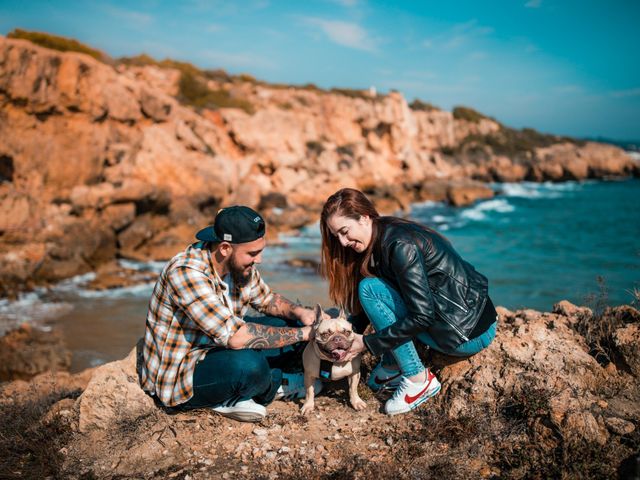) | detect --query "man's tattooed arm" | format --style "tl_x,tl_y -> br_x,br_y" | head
261,293 -> 317,326
227,322 -> 309,349
261,293 -> 300,320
